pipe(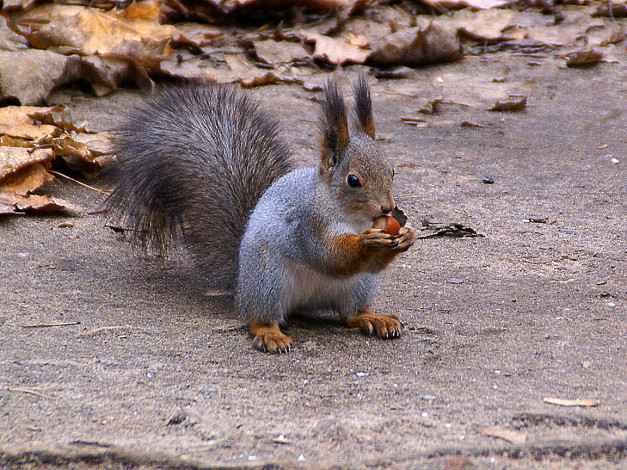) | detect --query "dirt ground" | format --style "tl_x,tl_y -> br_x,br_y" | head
1,53 -> 626,469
